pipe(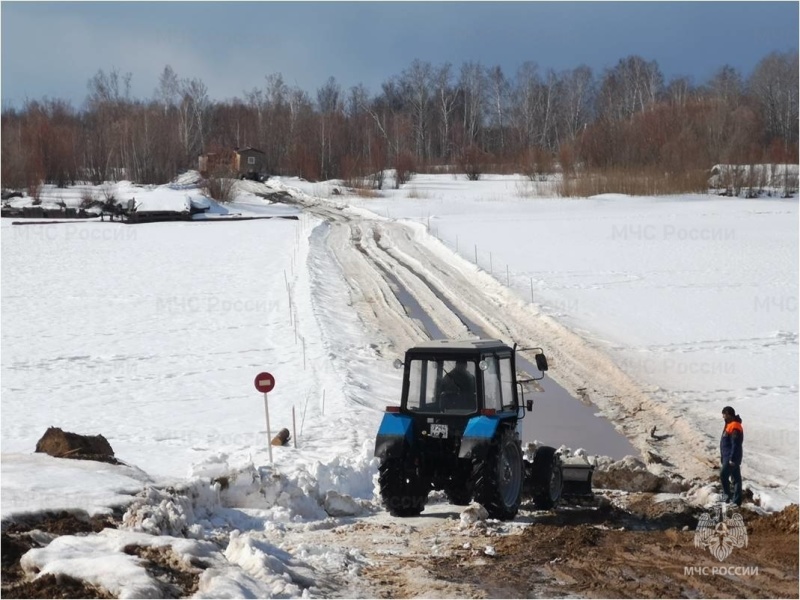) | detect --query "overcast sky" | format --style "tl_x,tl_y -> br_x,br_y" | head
2,1 -> 798,109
